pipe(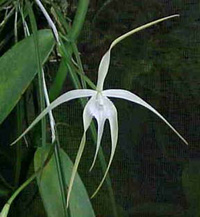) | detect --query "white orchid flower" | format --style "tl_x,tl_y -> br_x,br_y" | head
11,15 -> 188,207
